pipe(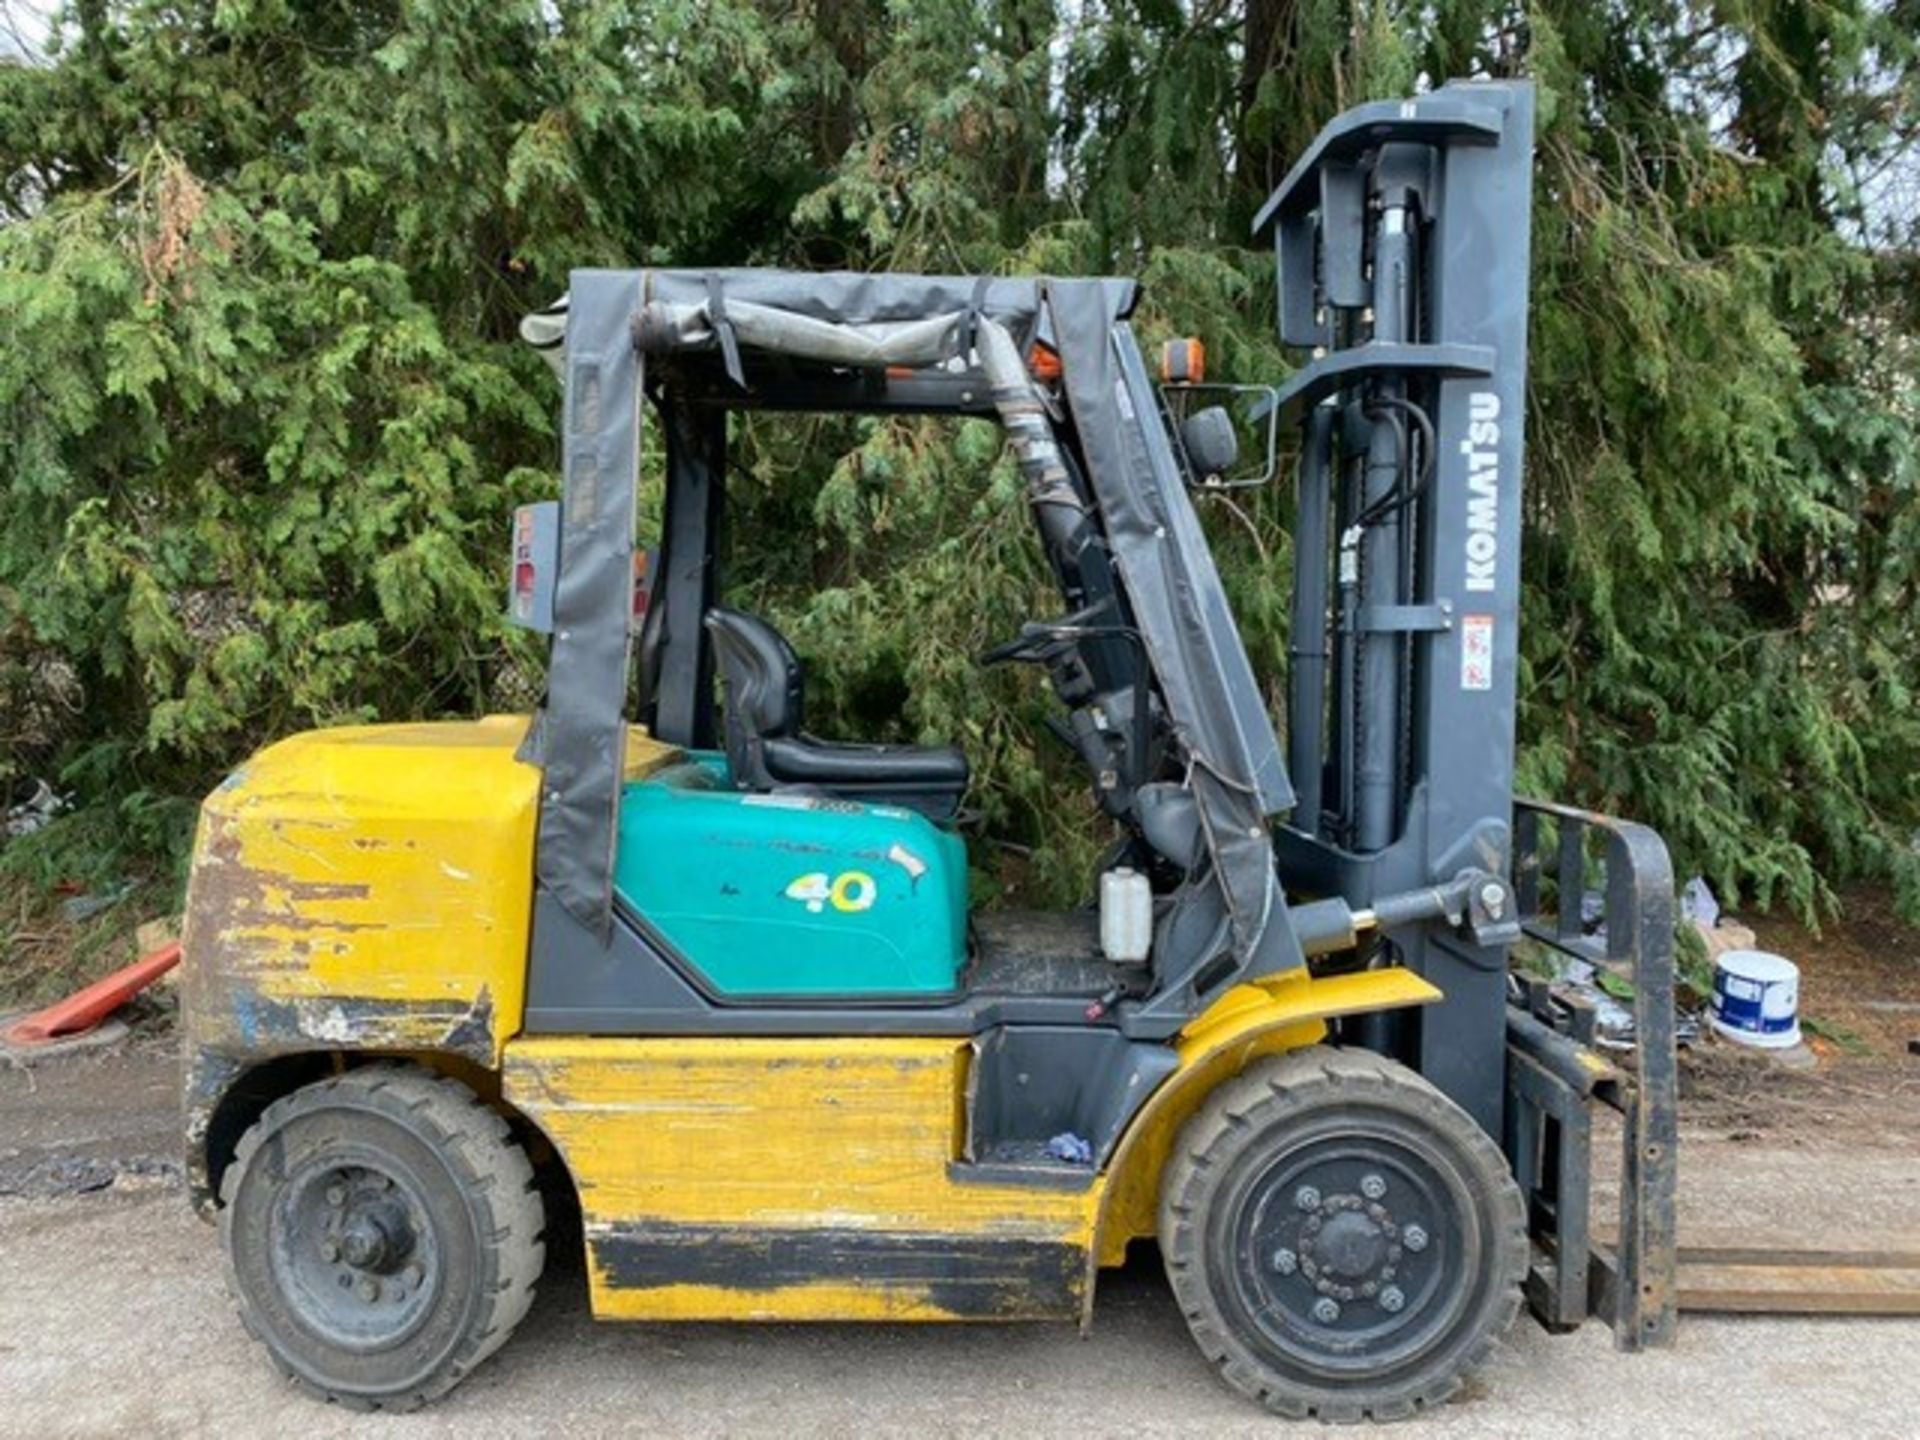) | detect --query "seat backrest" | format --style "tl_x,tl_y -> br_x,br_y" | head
704,608 -> 805,785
